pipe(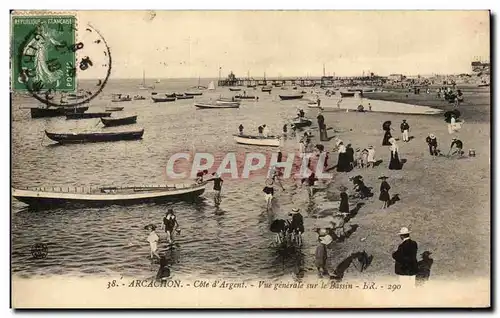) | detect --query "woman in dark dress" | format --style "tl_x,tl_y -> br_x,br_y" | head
345,144 -> 354,171
378,176 -> 391,209
336,141 -> 347,172
382,121 -> 393,146
339,186 -> 349,214
388,138 -> 402,170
